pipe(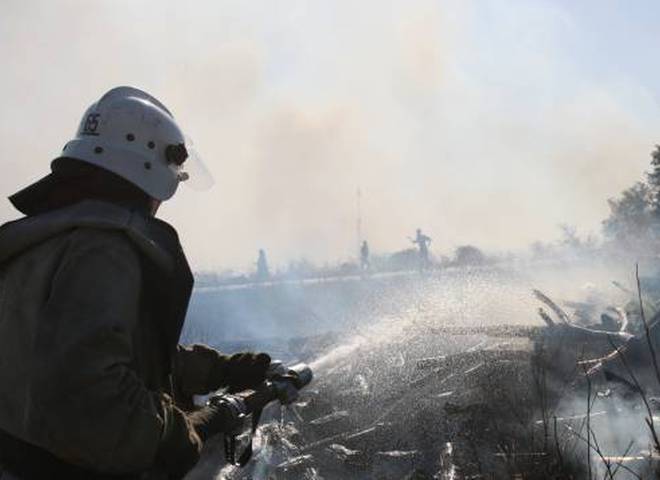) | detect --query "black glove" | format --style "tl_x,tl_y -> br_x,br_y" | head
174,344 -> 227,396
189,401 -> 245,442
223,352 -> 271,391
